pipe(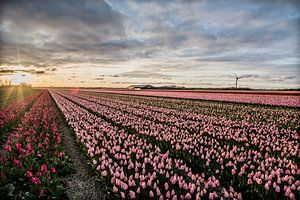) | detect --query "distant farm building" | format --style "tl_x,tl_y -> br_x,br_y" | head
127,84 -> 155,90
